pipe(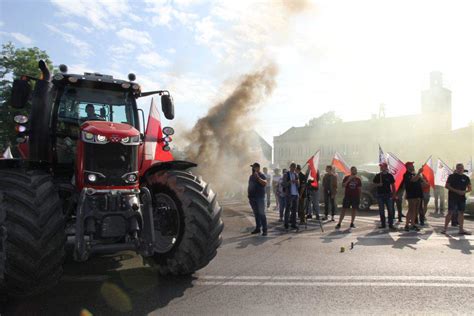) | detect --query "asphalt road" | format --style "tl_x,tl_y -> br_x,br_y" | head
3,201 -> 474,315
